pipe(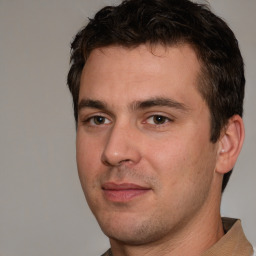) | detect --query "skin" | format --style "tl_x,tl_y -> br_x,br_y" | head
76,44 -> 244,256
